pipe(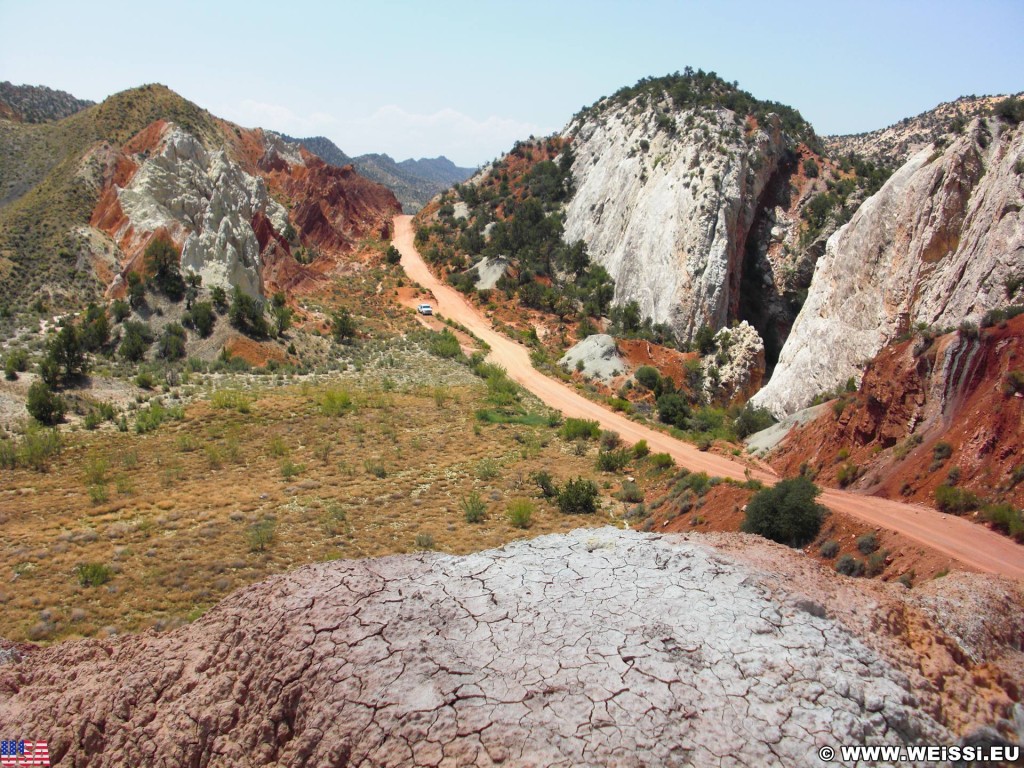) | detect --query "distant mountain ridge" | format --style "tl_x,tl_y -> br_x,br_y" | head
0,81 -> 94,123
281,134 -> 474,213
